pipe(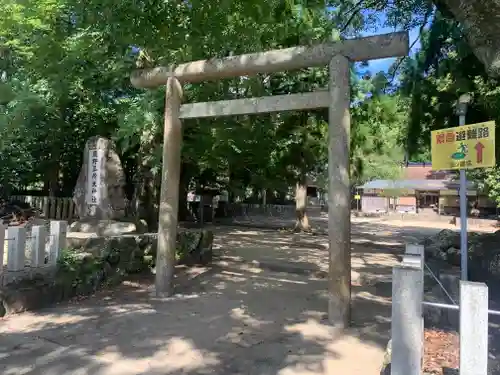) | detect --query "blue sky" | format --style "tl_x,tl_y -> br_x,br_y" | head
362,26 -> 422,73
